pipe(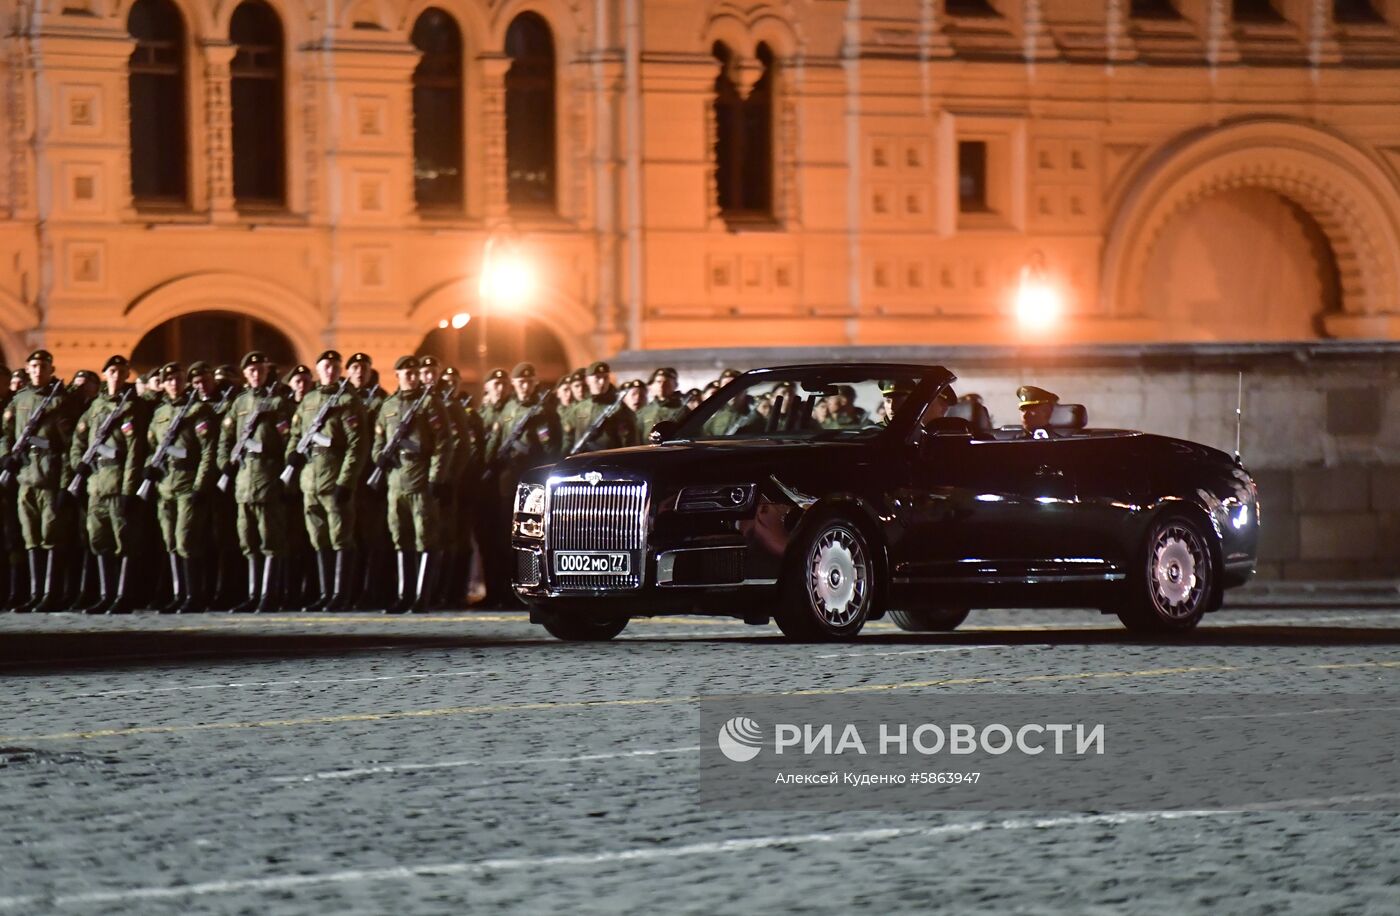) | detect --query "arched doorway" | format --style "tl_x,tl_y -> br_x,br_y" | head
132,310 -> 297,373
416,315 -> 569,387
1140,189 -> 1341,340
